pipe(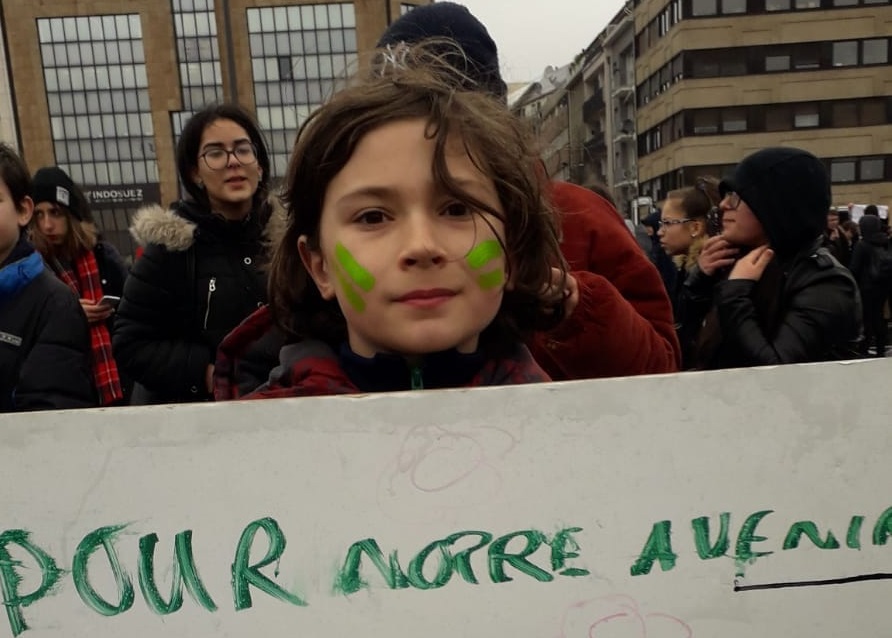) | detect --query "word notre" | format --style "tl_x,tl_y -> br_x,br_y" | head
0,519 -> 587,637
630,506 -> 892,577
